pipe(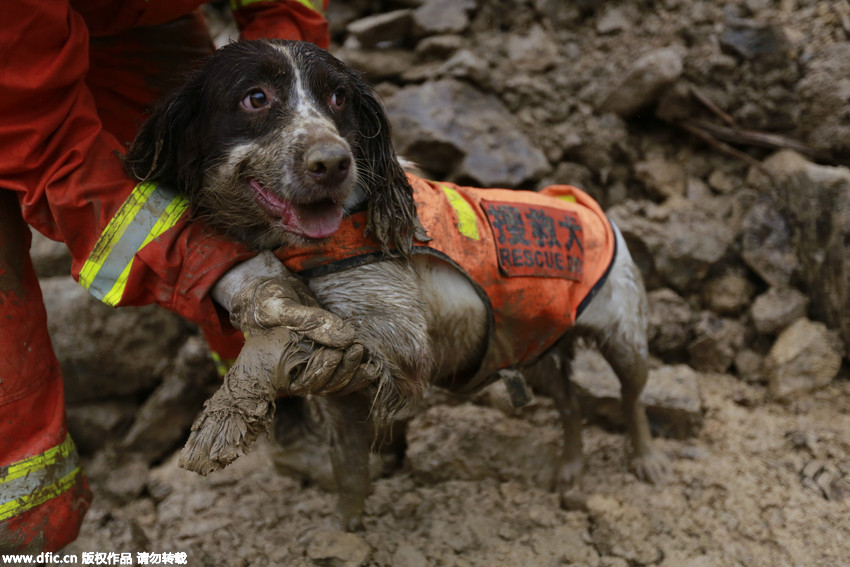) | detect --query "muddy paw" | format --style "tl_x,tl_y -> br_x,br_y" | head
179,399 -> 274,475
631,450 -> 669,485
